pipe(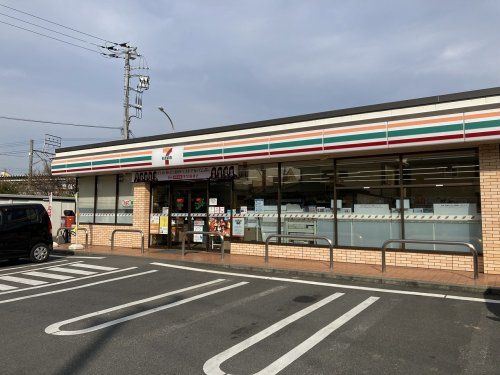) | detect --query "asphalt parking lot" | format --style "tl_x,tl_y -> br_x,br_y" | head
0,255 -> 499,374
